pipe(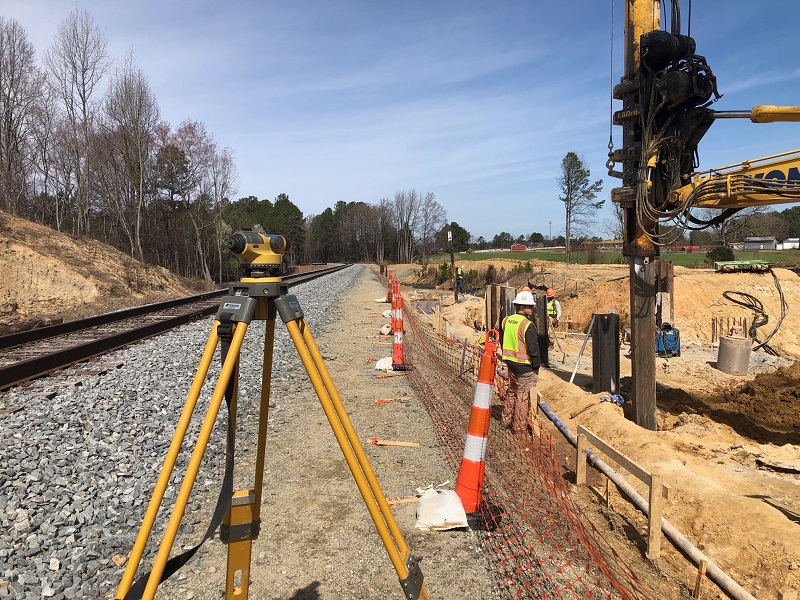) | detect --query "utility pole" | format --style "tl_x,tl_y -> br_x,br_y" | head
549,221 -> 552,244
448,228 -> 457,303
